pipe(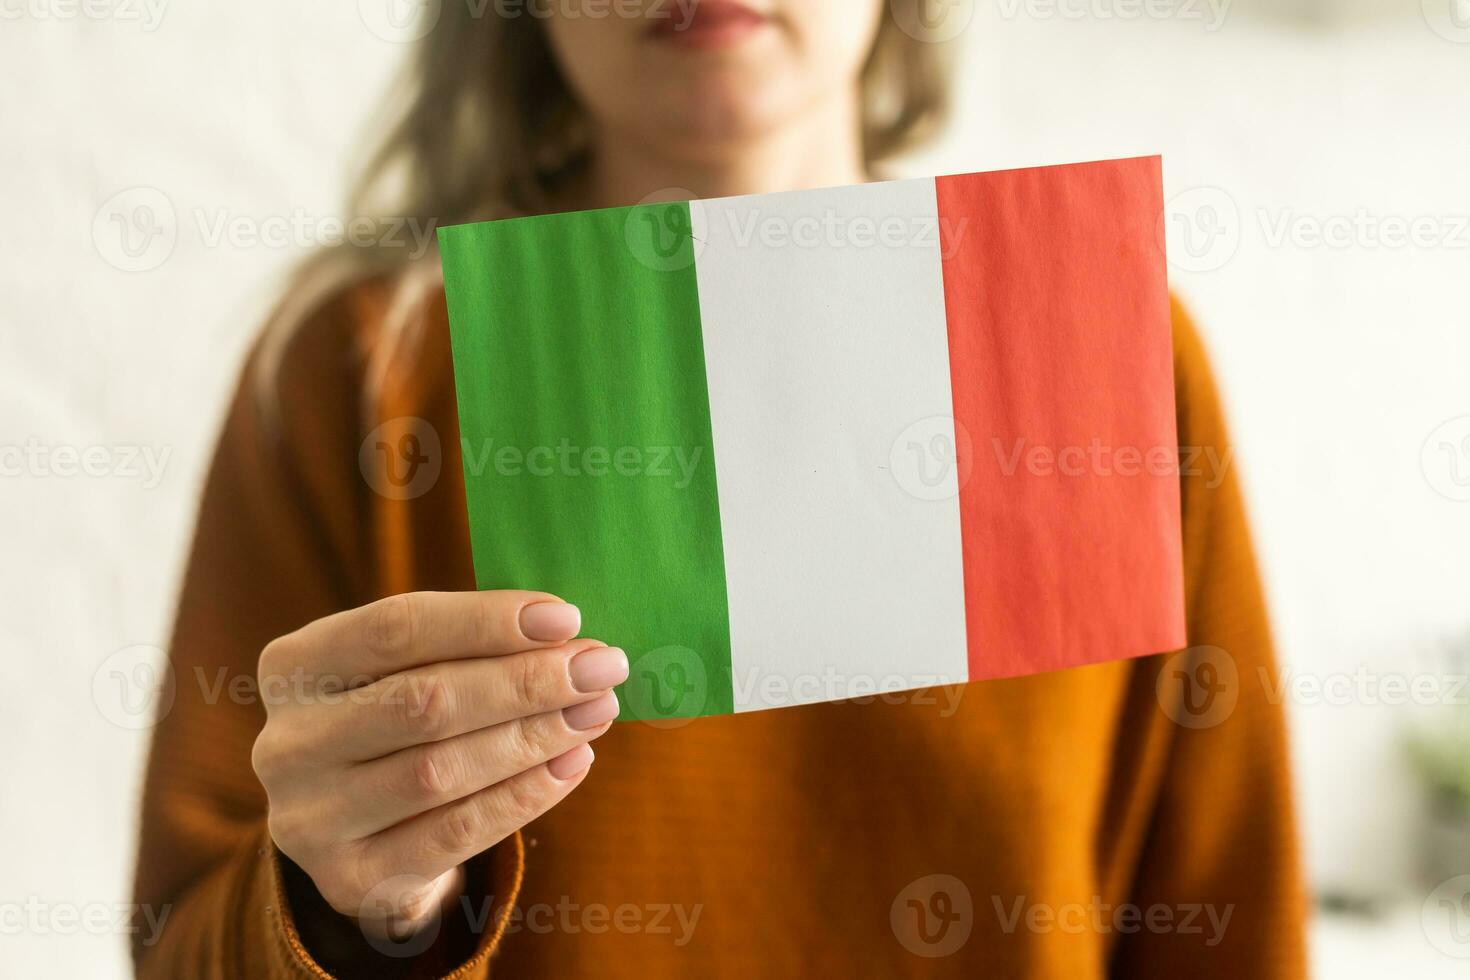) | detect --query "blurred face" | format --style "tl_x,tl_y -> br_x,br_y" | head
543,0 -> 885,157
